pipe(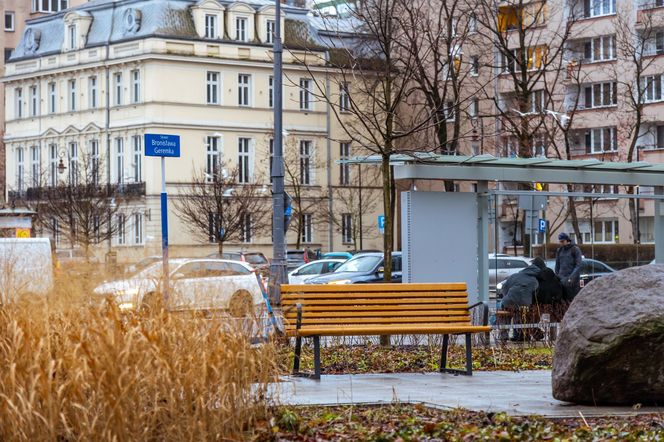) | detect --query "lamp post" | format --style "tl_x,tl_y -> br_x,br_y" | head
269,0 -> 287,304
